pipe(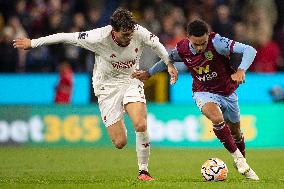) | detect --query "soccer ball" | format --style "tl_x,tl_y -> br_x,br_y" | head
201,158 -> 228,181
